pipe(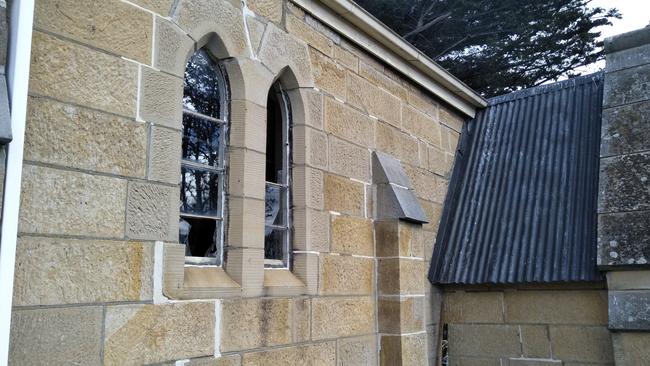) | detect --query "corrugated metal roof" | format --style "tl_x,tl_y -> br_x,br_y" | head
429,73 -> 604,285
